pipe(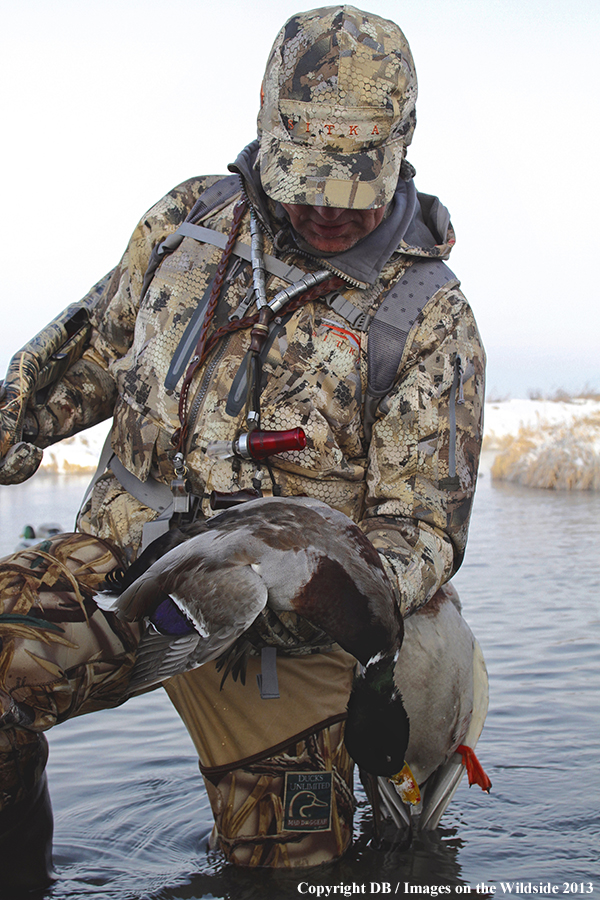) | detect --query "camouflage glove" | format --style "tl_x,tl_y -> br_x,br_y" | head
0,287 -> 107,483
0,378 -> 43,484
0,441 -> 43,485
